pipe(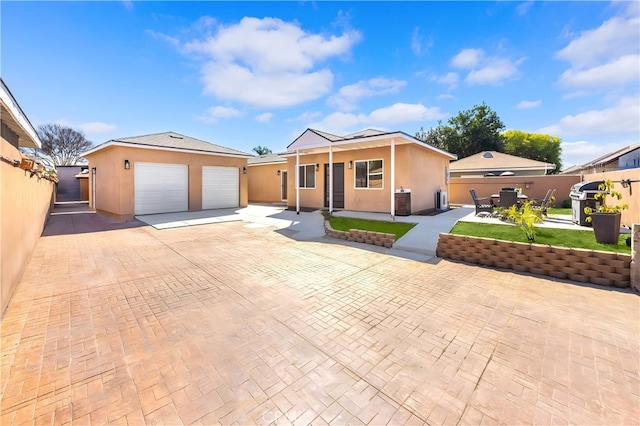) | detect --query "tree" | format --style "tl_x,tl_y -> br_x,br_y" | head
416,103 -> 505,158
502,130 -> 562,173
252,145 -> 272,155
36,124 -> 93,166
